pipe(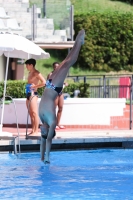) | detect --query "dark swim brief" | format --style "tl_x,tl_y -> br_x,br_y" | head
45,79 -> 63,95
26,92 -> 38,100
